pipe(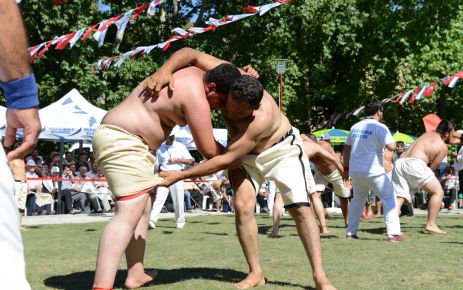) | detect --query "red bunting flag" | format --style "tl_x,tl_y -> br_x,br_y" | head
81,23 -> 99,41
423,82 -> 437,97
55,32 -> 76,50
